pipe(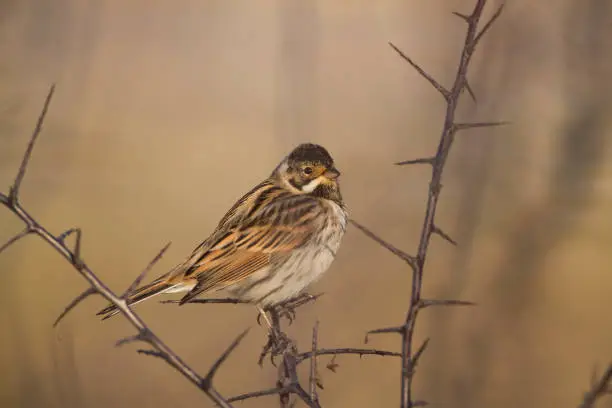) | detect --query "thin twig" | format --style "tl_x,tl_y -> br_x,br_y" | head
297,348 -> 401,364
0,85 -> 240,408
